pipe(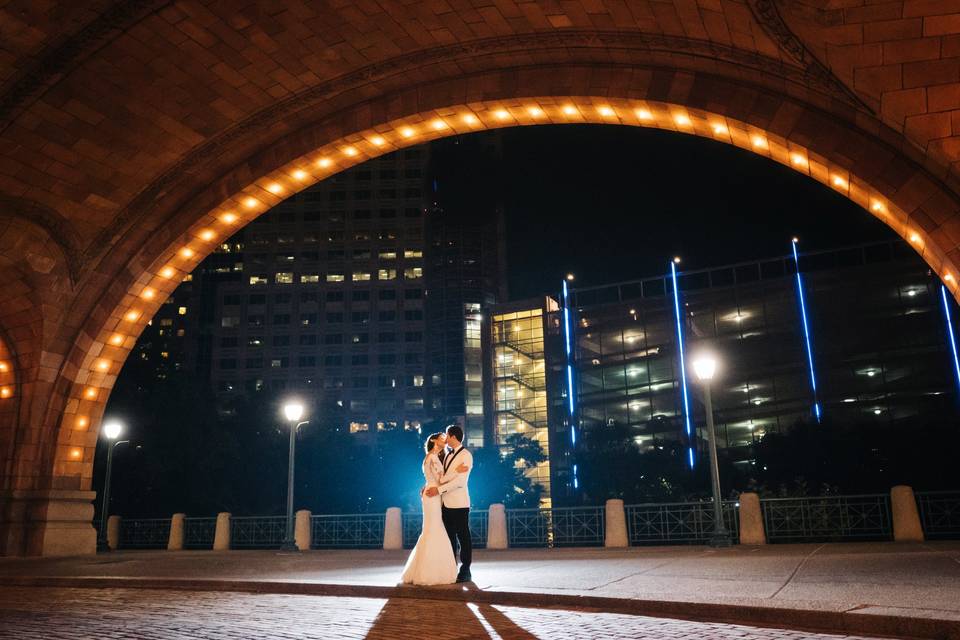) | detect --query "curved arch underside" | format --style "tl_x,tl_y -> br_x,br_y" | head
0,2 -> 958,555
